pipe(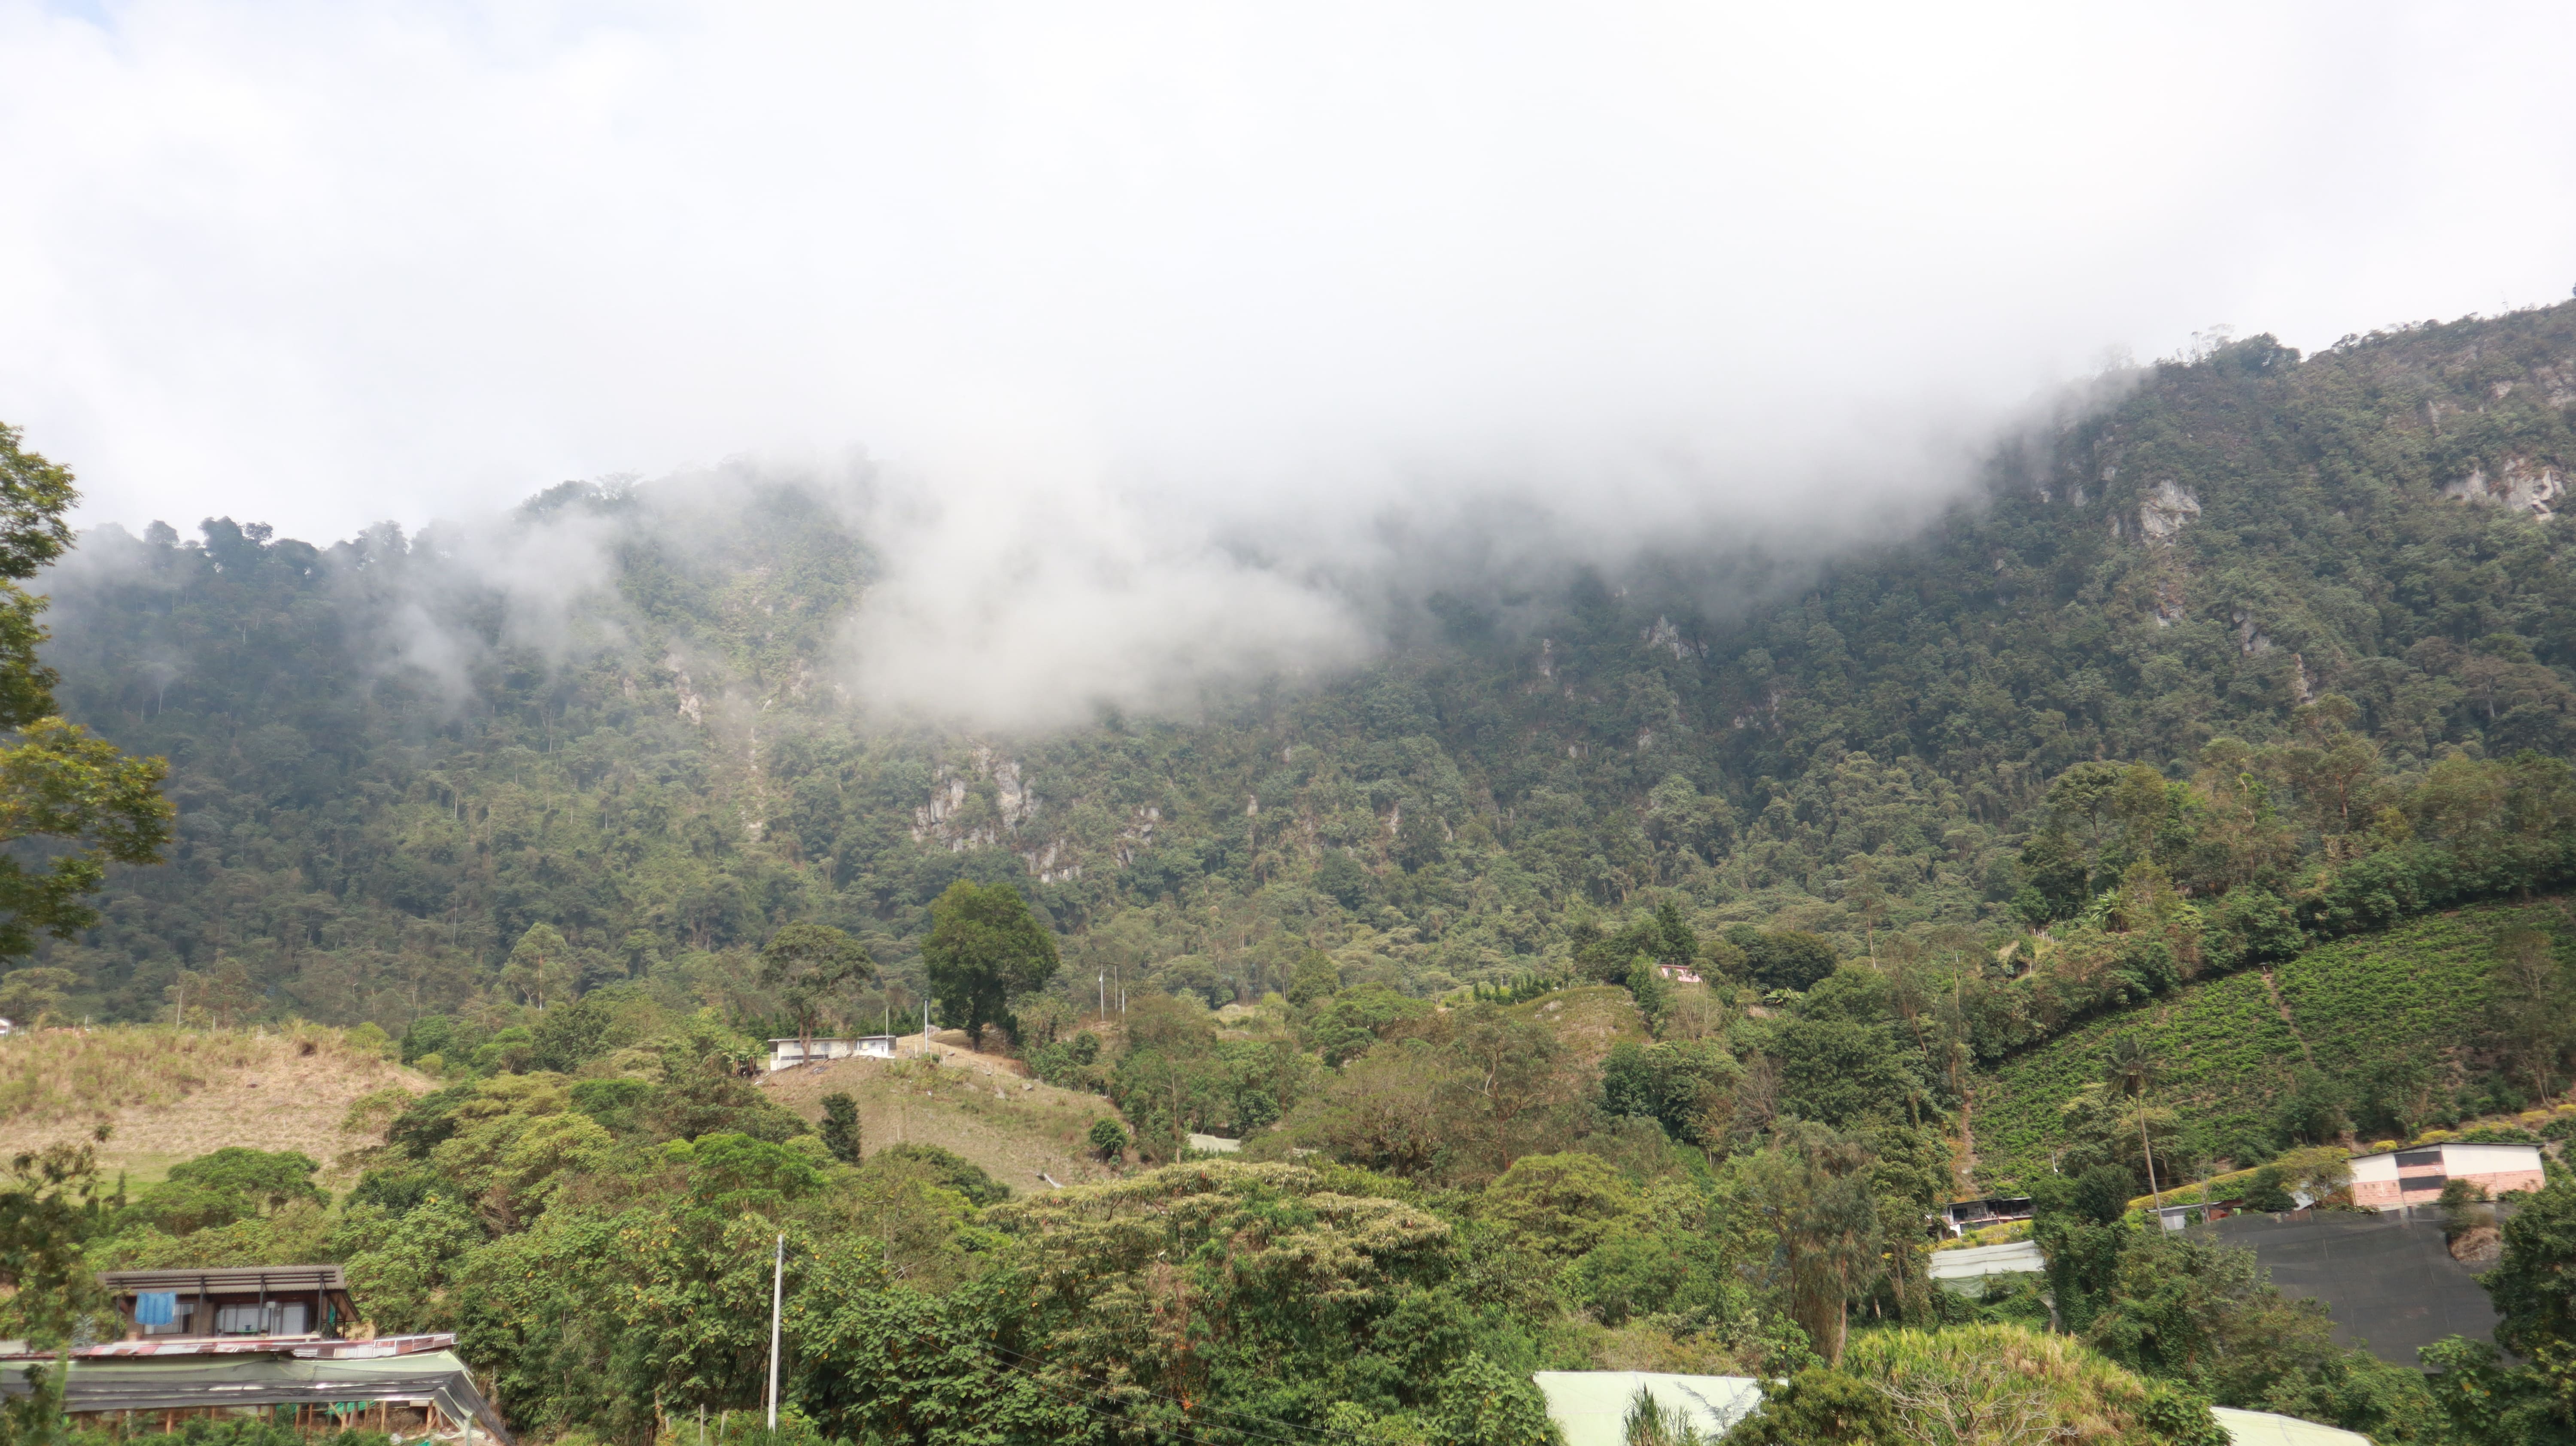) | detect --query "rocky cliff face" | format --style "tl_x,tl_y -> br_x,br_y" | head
2442,455 -> 2566,519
